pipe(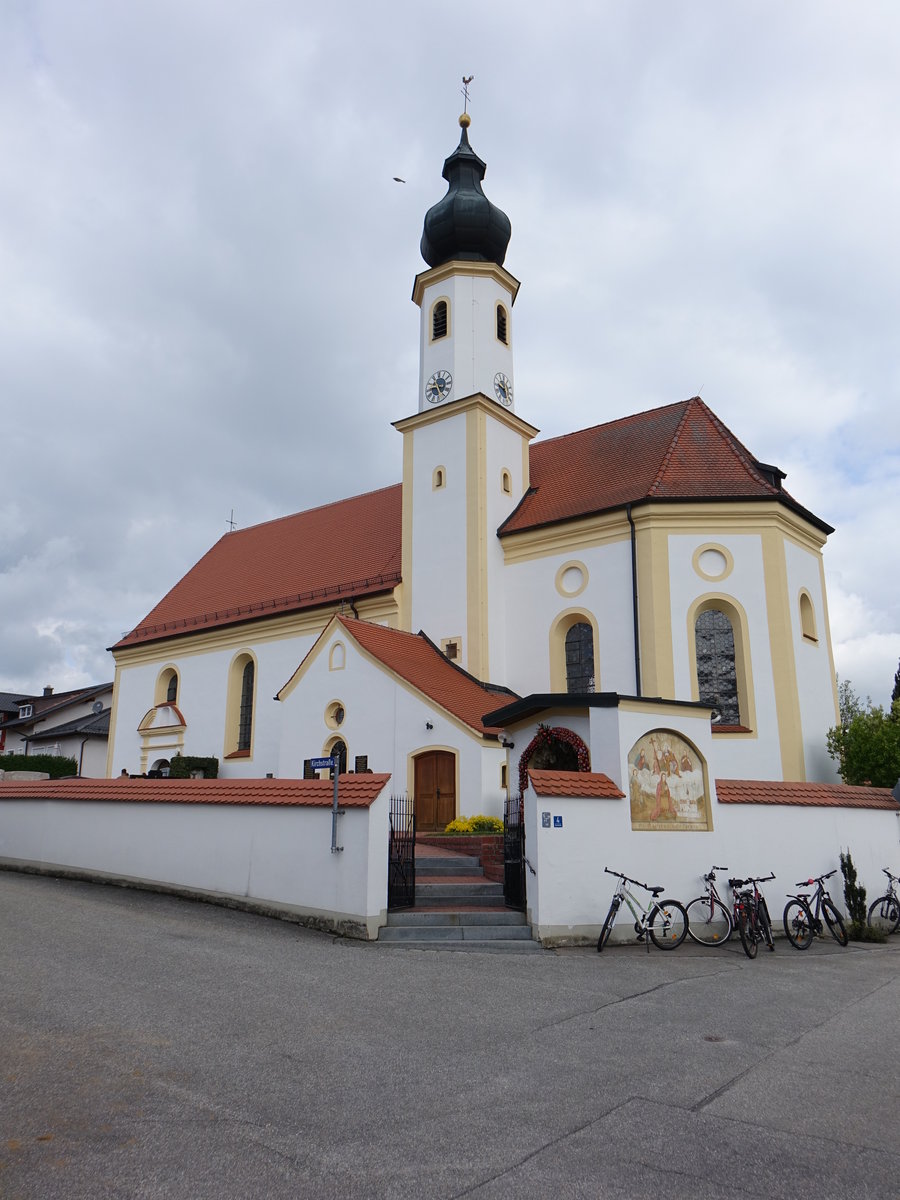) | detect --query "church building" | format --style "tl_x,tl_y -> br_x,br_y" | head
106,113 -> 840,828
